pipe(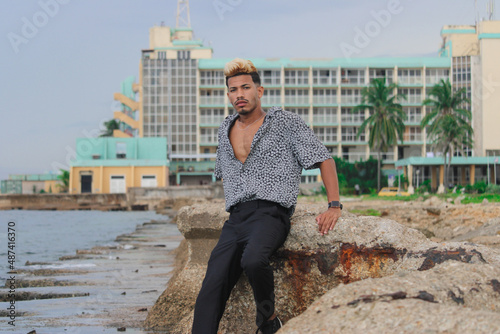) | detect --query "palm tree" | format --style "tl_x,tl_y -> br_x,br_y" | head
354,78 -> 406,192
100,119 -> 120,137
57,169 -> 70,193
421,79 -> 473,189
